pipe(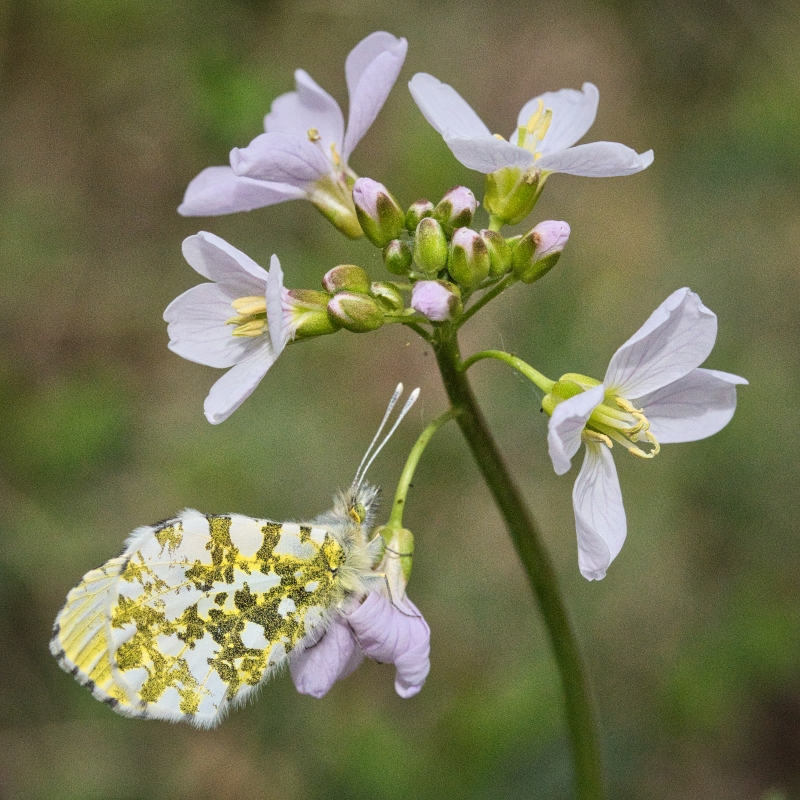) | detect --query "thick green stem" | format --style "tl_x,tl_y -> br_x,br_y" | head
388,408 -> 458,527
433,331 -> 605,800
